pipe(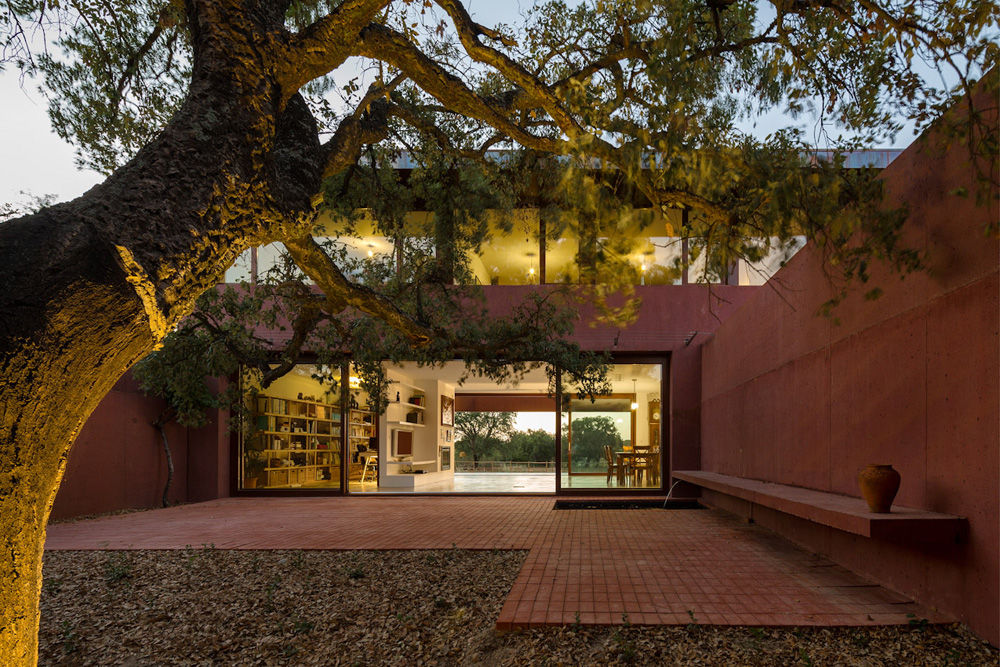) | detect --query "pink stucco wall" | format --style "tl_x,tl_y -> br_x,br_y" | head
699,96 -> 999,642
